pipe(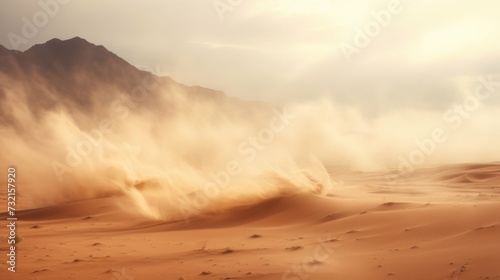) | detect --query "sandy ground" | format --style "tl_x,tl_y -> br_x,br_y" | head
1,163 -> 500,280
